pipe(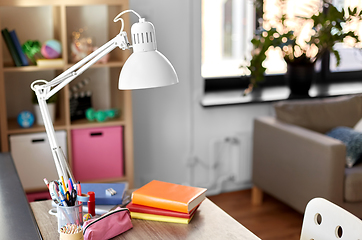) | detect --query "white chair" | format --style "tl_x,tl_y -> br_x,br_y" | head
300,198 -> 362,239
